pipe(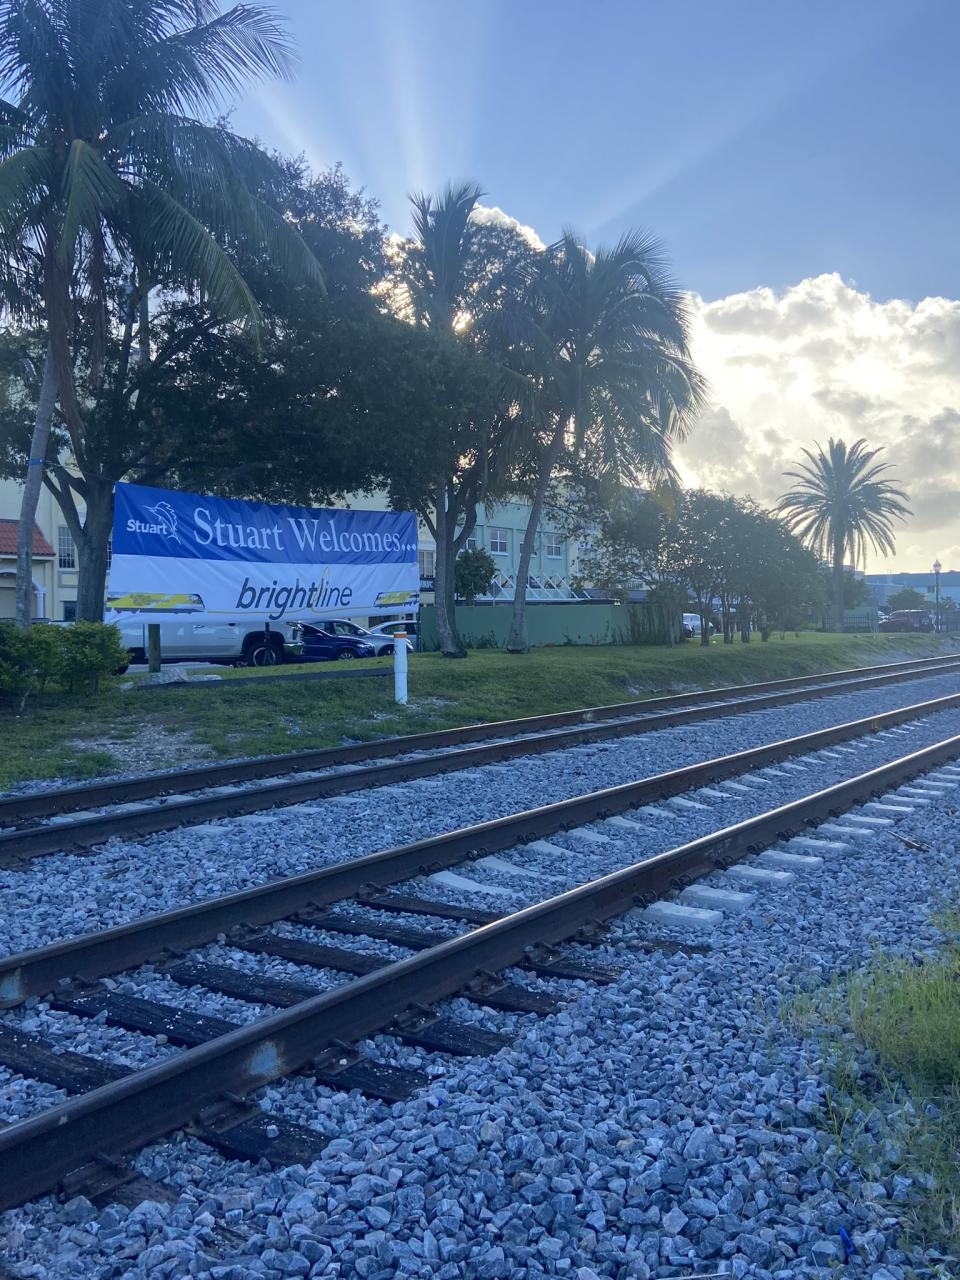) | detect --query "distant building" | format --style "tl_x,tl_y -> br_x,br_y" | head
862,570 -> 960,607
